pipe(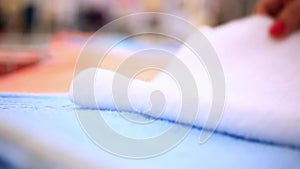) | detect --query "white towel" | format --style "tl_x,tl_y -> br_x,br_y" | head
70,16 -> 300,147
